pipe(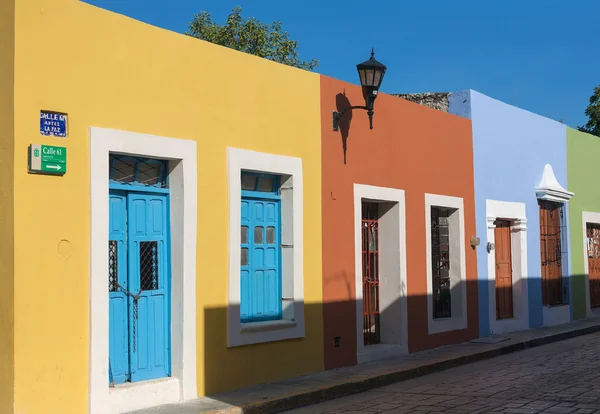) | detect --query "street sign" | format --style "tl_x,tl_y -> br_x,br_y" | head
28,144 -> 67,175
40,111 -> 67,137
